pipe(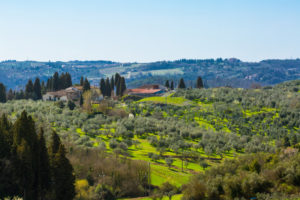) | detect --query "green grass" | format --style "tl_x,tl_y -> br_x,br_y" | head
139,96 -> 190,106
150,164 -> 191,187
